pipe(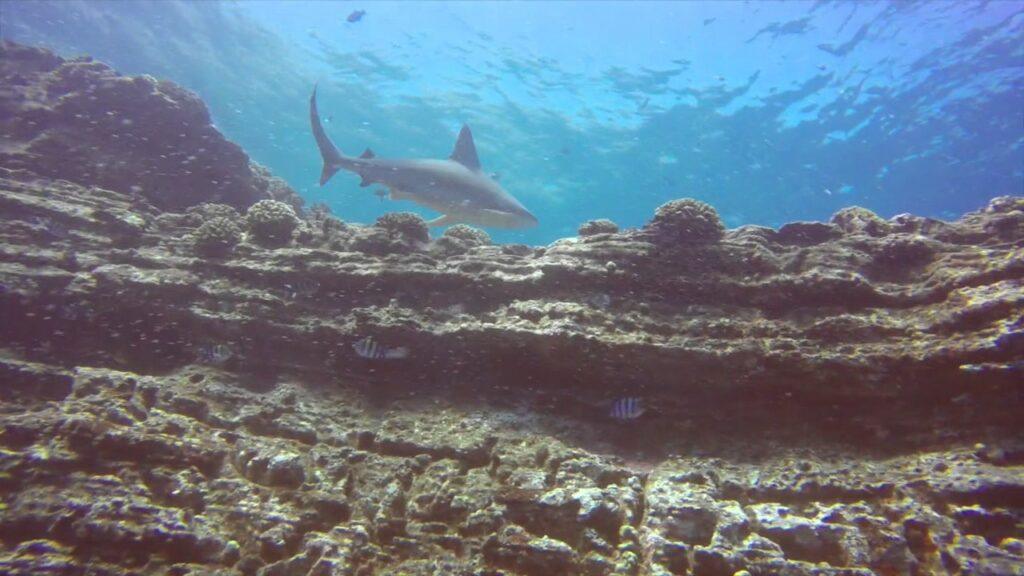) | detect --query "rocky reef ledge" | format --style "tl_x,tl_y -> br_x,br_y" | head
1,41 -> 1023,576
